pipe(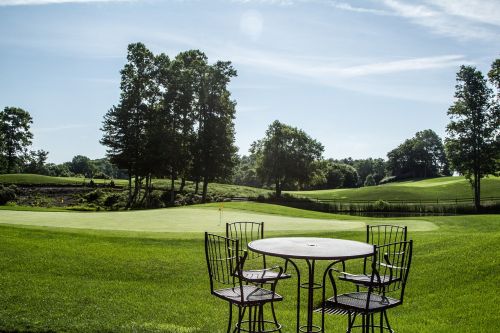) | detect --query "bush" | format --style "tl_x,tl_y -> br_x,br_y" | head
364,174 -> 376,187
84,189 -> 103,203
0,184 -> 17,205
103,193 -> 122,209
373,200 -> 390,211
